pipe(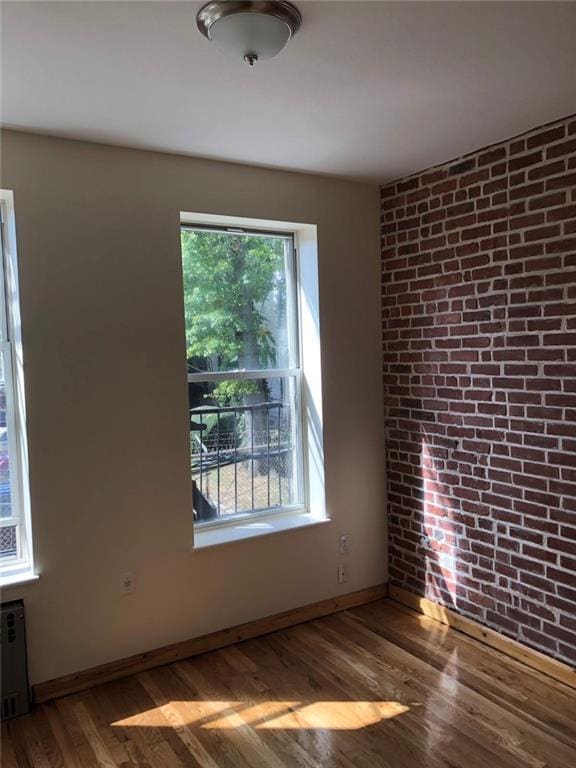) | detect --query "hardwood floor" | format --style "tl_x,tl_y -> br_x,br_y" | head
3,599 -> 576,767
